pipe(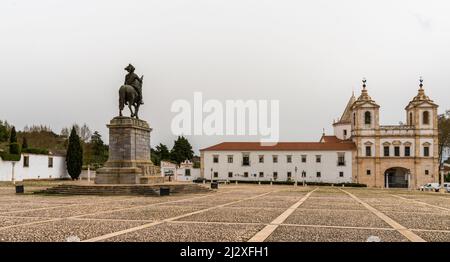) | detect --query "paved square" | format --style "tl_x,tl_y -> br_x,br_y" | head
0,183 -> 449,242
